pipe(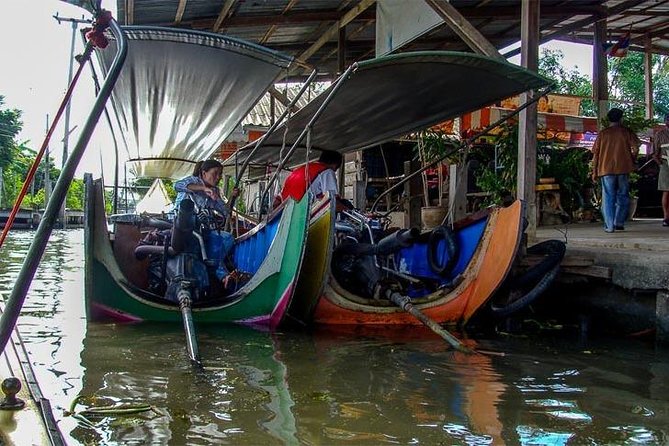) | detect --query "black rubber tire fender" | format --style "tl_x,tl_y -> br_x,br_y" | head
510,240 -> 566,289
427,225 -> 460,276
488,239 -> 566,317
